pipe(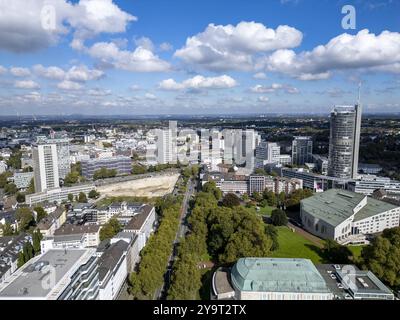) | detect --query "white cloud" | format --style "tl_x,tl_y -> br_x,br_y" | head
14,80 -> 40,89
160,42 -> 173,51
10,67 -> 31,77
175,21 -> 302,71
33,64 -> 104,83
130,84 -> 141,91
134,37 -> 155,52
253,72 -> 267,79
0,0 -> 136,53
159,75 -> 238,91
33,64 -> 66,80
261,29 -> 400,79
144,93 -> 157,100
66,65 -> 104,82
57,80 -> 83,90
0,66 -> 7,75
251,83 -> 299,94
88,88 -> 111,96
258,96 -> 270,102
87,41 -> 170,72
